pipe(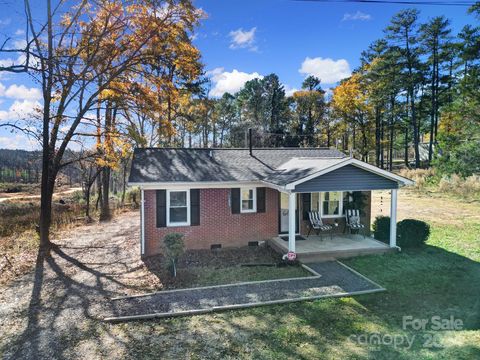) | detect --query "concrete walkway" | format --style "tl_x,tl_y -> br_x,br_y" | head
104,261 -> 384,322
